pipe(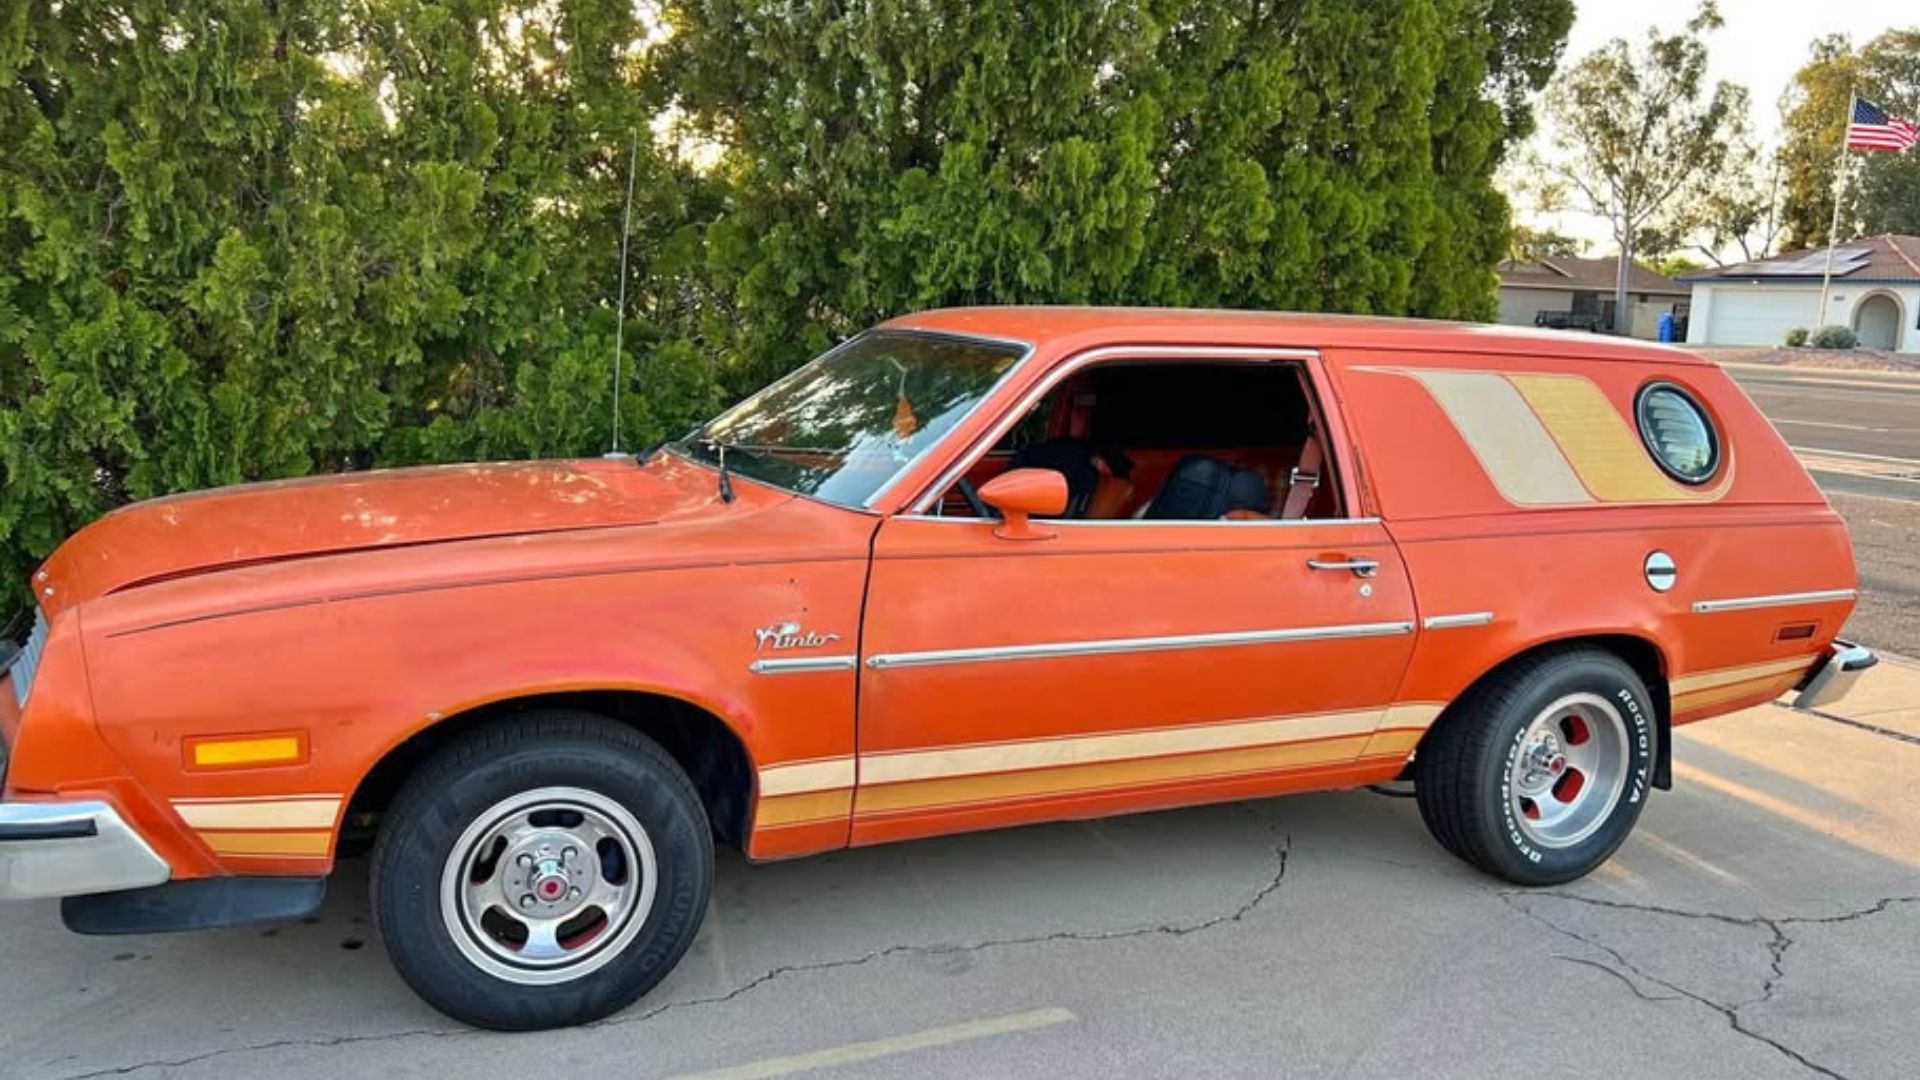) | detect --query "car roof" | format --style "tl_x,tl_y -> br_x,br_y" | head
881,306 -> 1706,365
